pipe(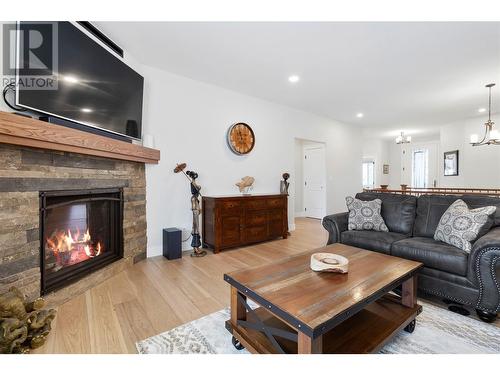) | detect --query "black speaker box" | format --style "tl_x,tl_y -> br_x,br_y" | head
163,227 -> 182,260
